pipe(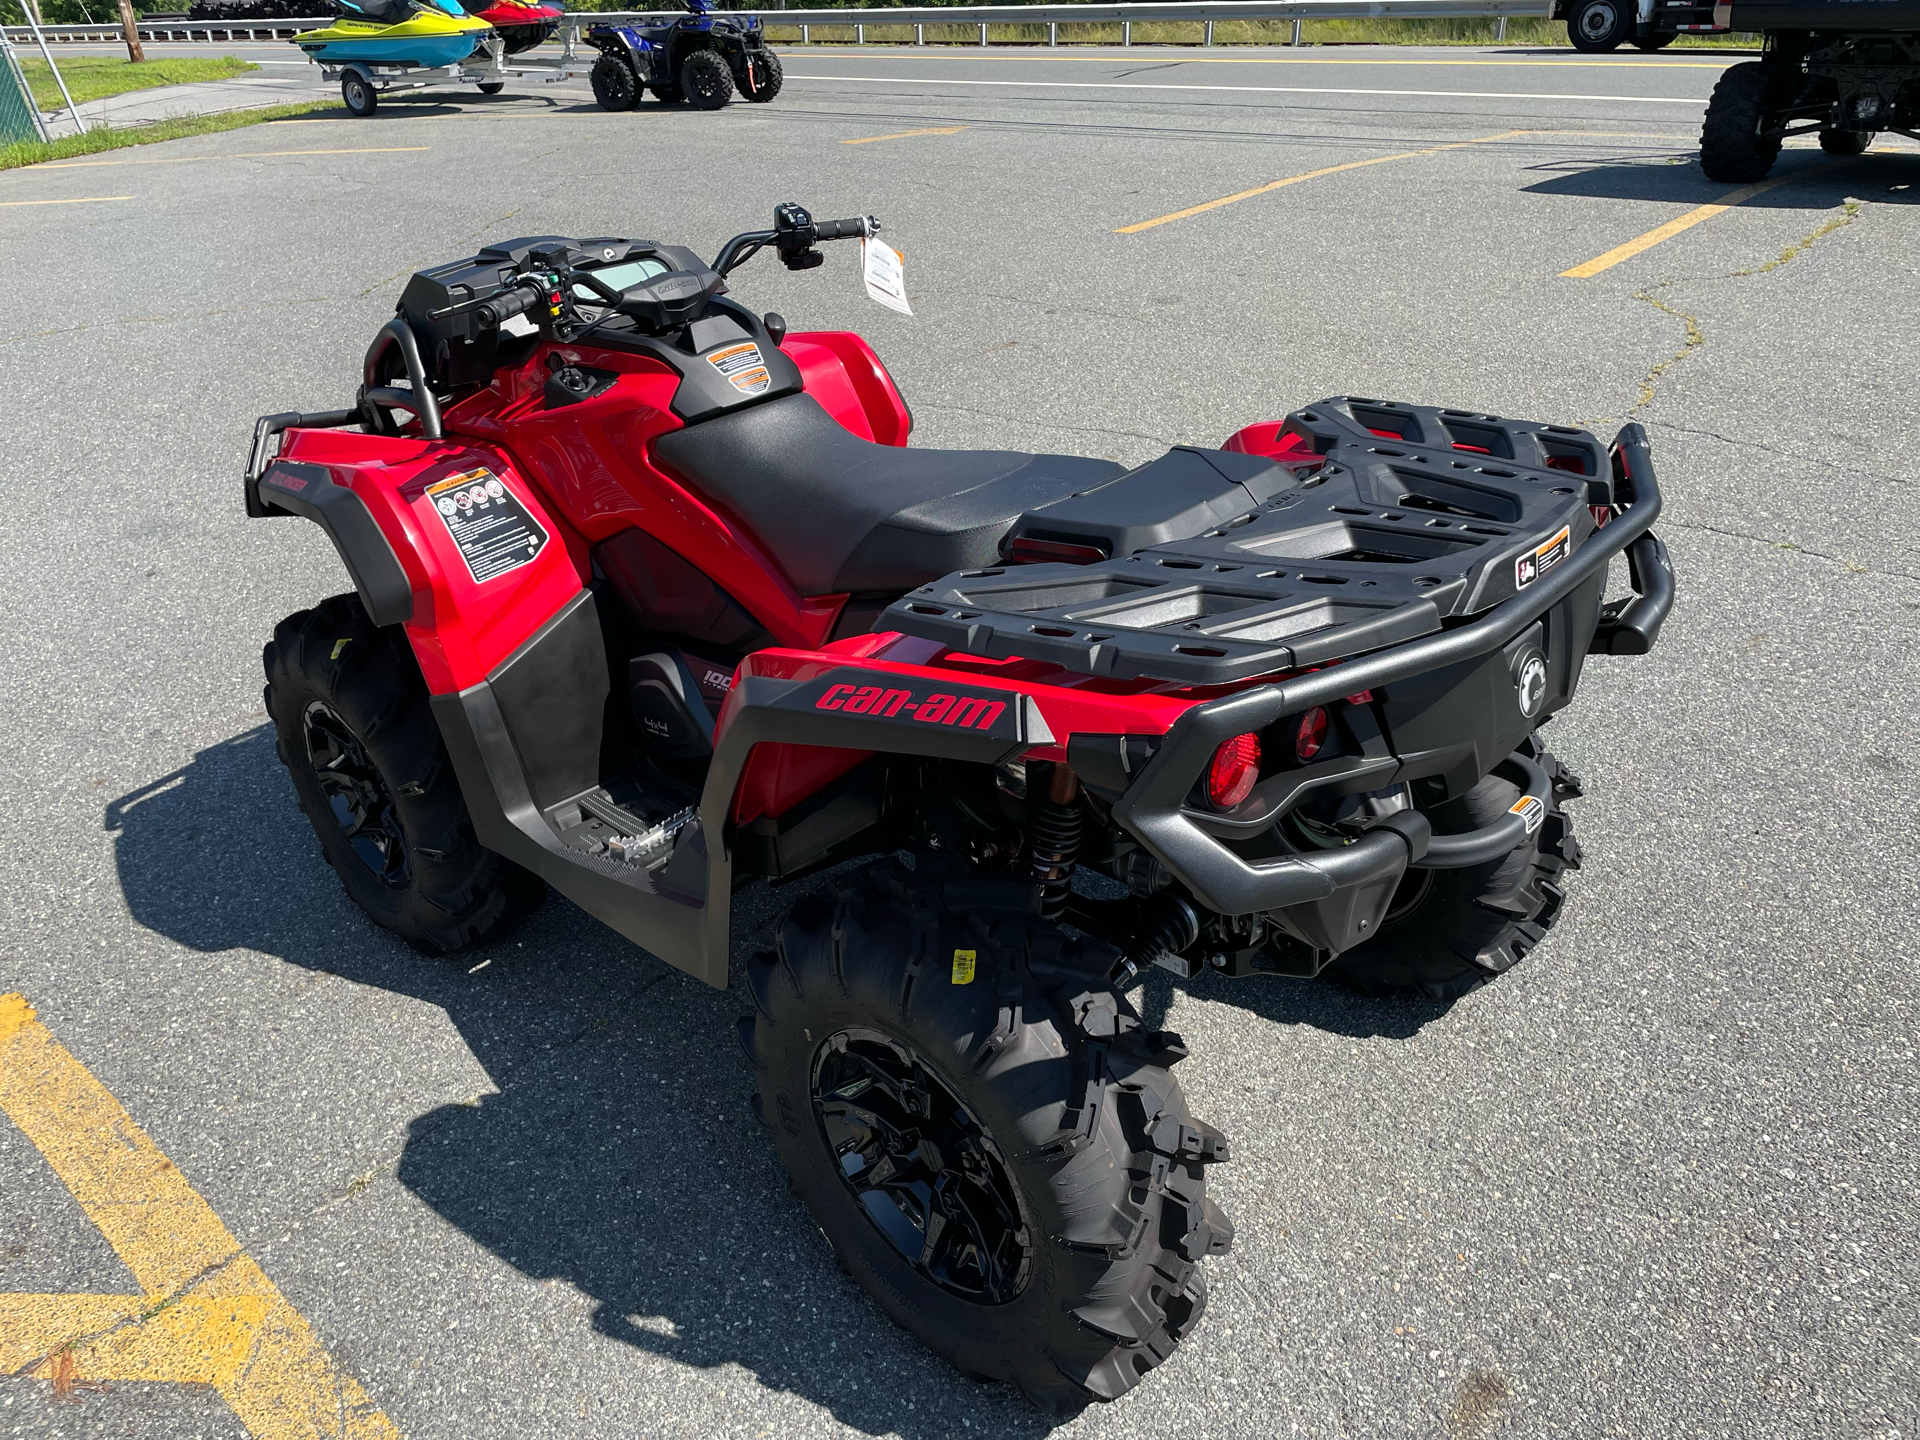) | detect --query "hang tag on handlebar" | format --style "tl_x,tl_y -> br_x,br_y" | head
862,237 -> 911,317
